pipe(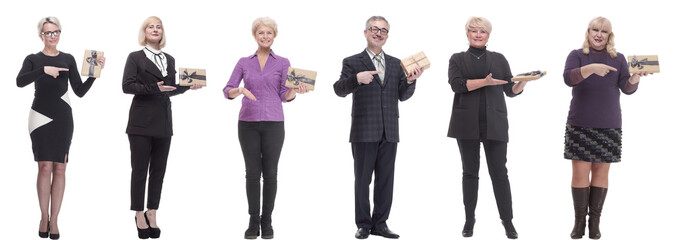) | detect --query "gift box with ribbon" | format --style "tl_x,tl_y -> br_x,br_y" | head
627,55 -> 659,74
178,68 -> 207,86
286,67 -> 316,91
400,51 -> 430,76
512,70 -> 547,82
80,49 -> 103,78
